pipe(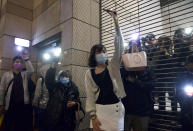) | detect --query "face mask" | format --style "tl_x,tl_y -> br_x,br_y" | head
96,53 -> 108,65
60,77 -> 70,84
13,63 -> 22,71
